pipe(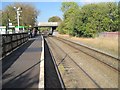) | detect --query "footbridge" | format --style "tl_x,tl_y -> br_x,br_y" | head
37,22 -> 60,27
35,22 -> 60,35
